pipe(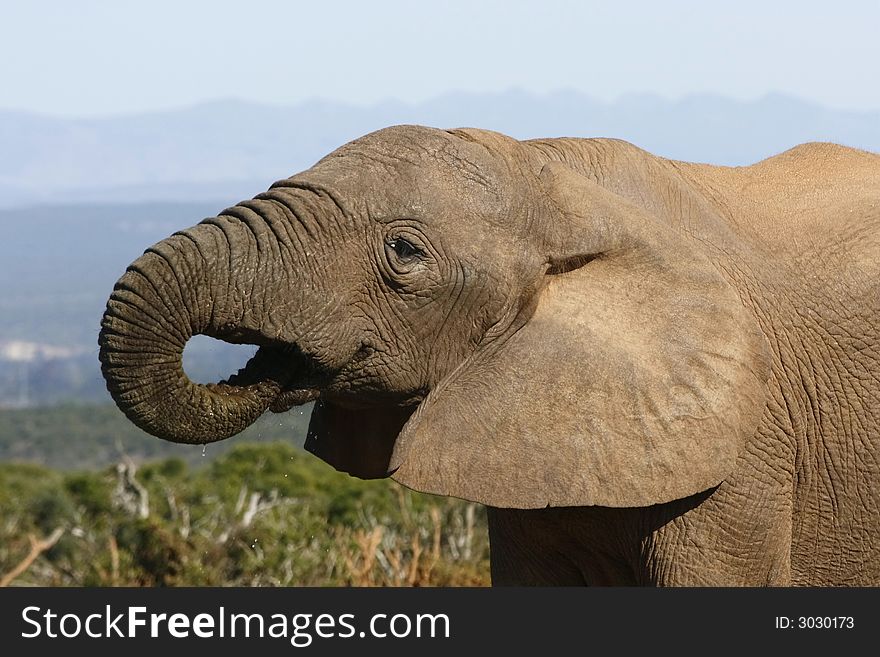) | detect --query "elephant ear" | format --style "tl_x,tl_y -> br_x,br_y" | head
389,162 -> 771,508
